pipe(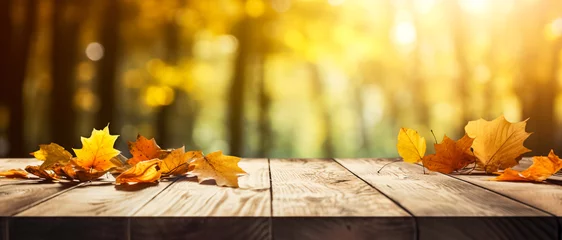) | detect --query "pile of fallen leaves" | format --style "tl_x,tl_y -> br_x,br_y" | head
397,115 -> 562,183
0,125 -> 247,187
